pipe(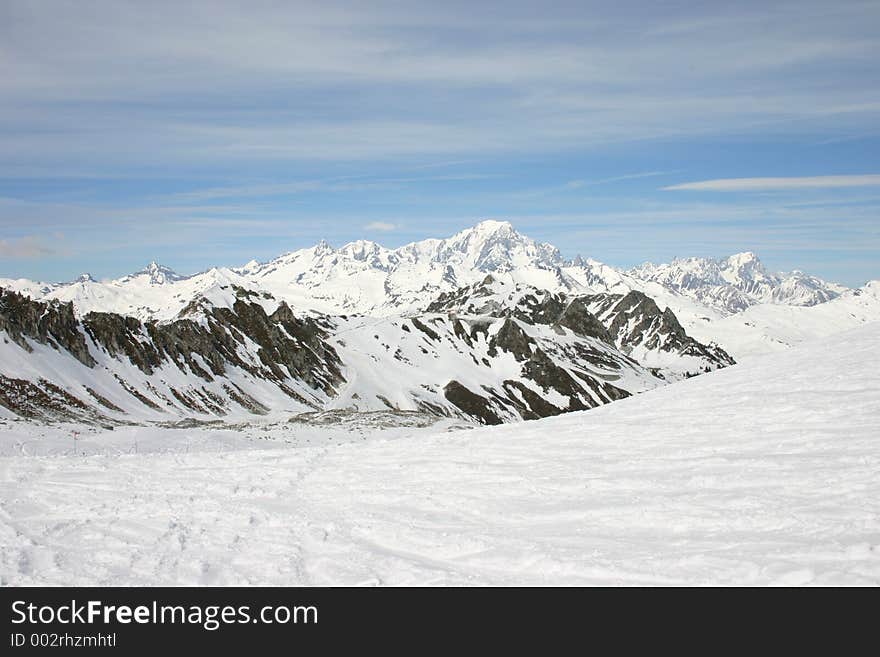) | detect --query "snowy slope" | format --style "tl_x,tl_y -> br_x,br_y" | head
686,281 -> 880,360
1,321 -> 878,586
426,275 -> 733,378
0,287 -> 345,424
328,311 -> 662,422
0,286 -> 666,425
